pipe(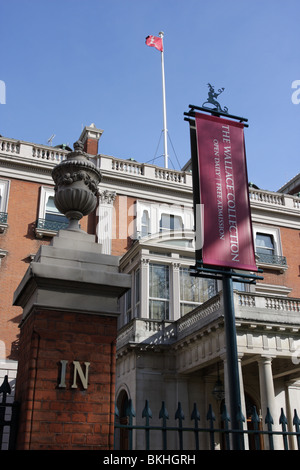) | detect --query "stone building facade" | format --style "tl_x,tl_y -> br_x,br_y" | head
0,123 -> 299,449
